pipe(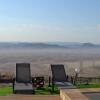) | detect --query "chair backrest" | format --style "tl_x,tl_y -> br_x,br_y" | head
51,64 -> 67,82
16,63 -> 31,83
